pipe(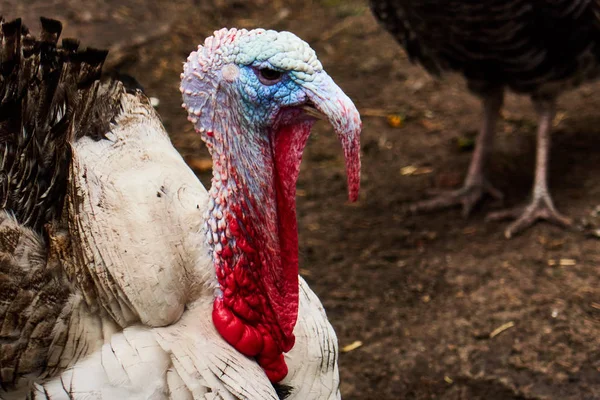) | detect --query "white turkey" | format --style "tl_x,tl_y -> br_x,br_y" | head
370,0 -> 600,237
0,17 -> 361,399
